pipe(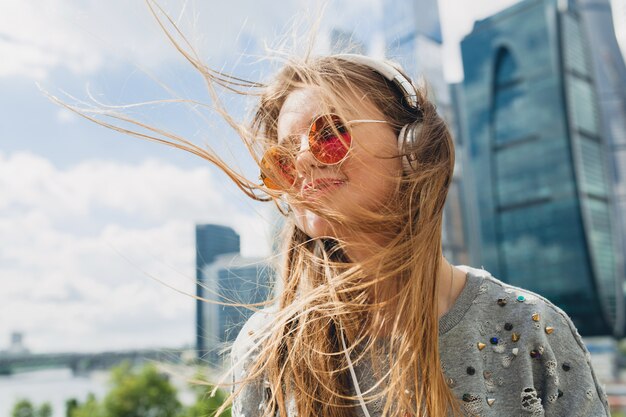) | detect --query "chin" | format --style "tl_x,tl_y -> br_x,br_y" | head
293,208 -> 338,239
